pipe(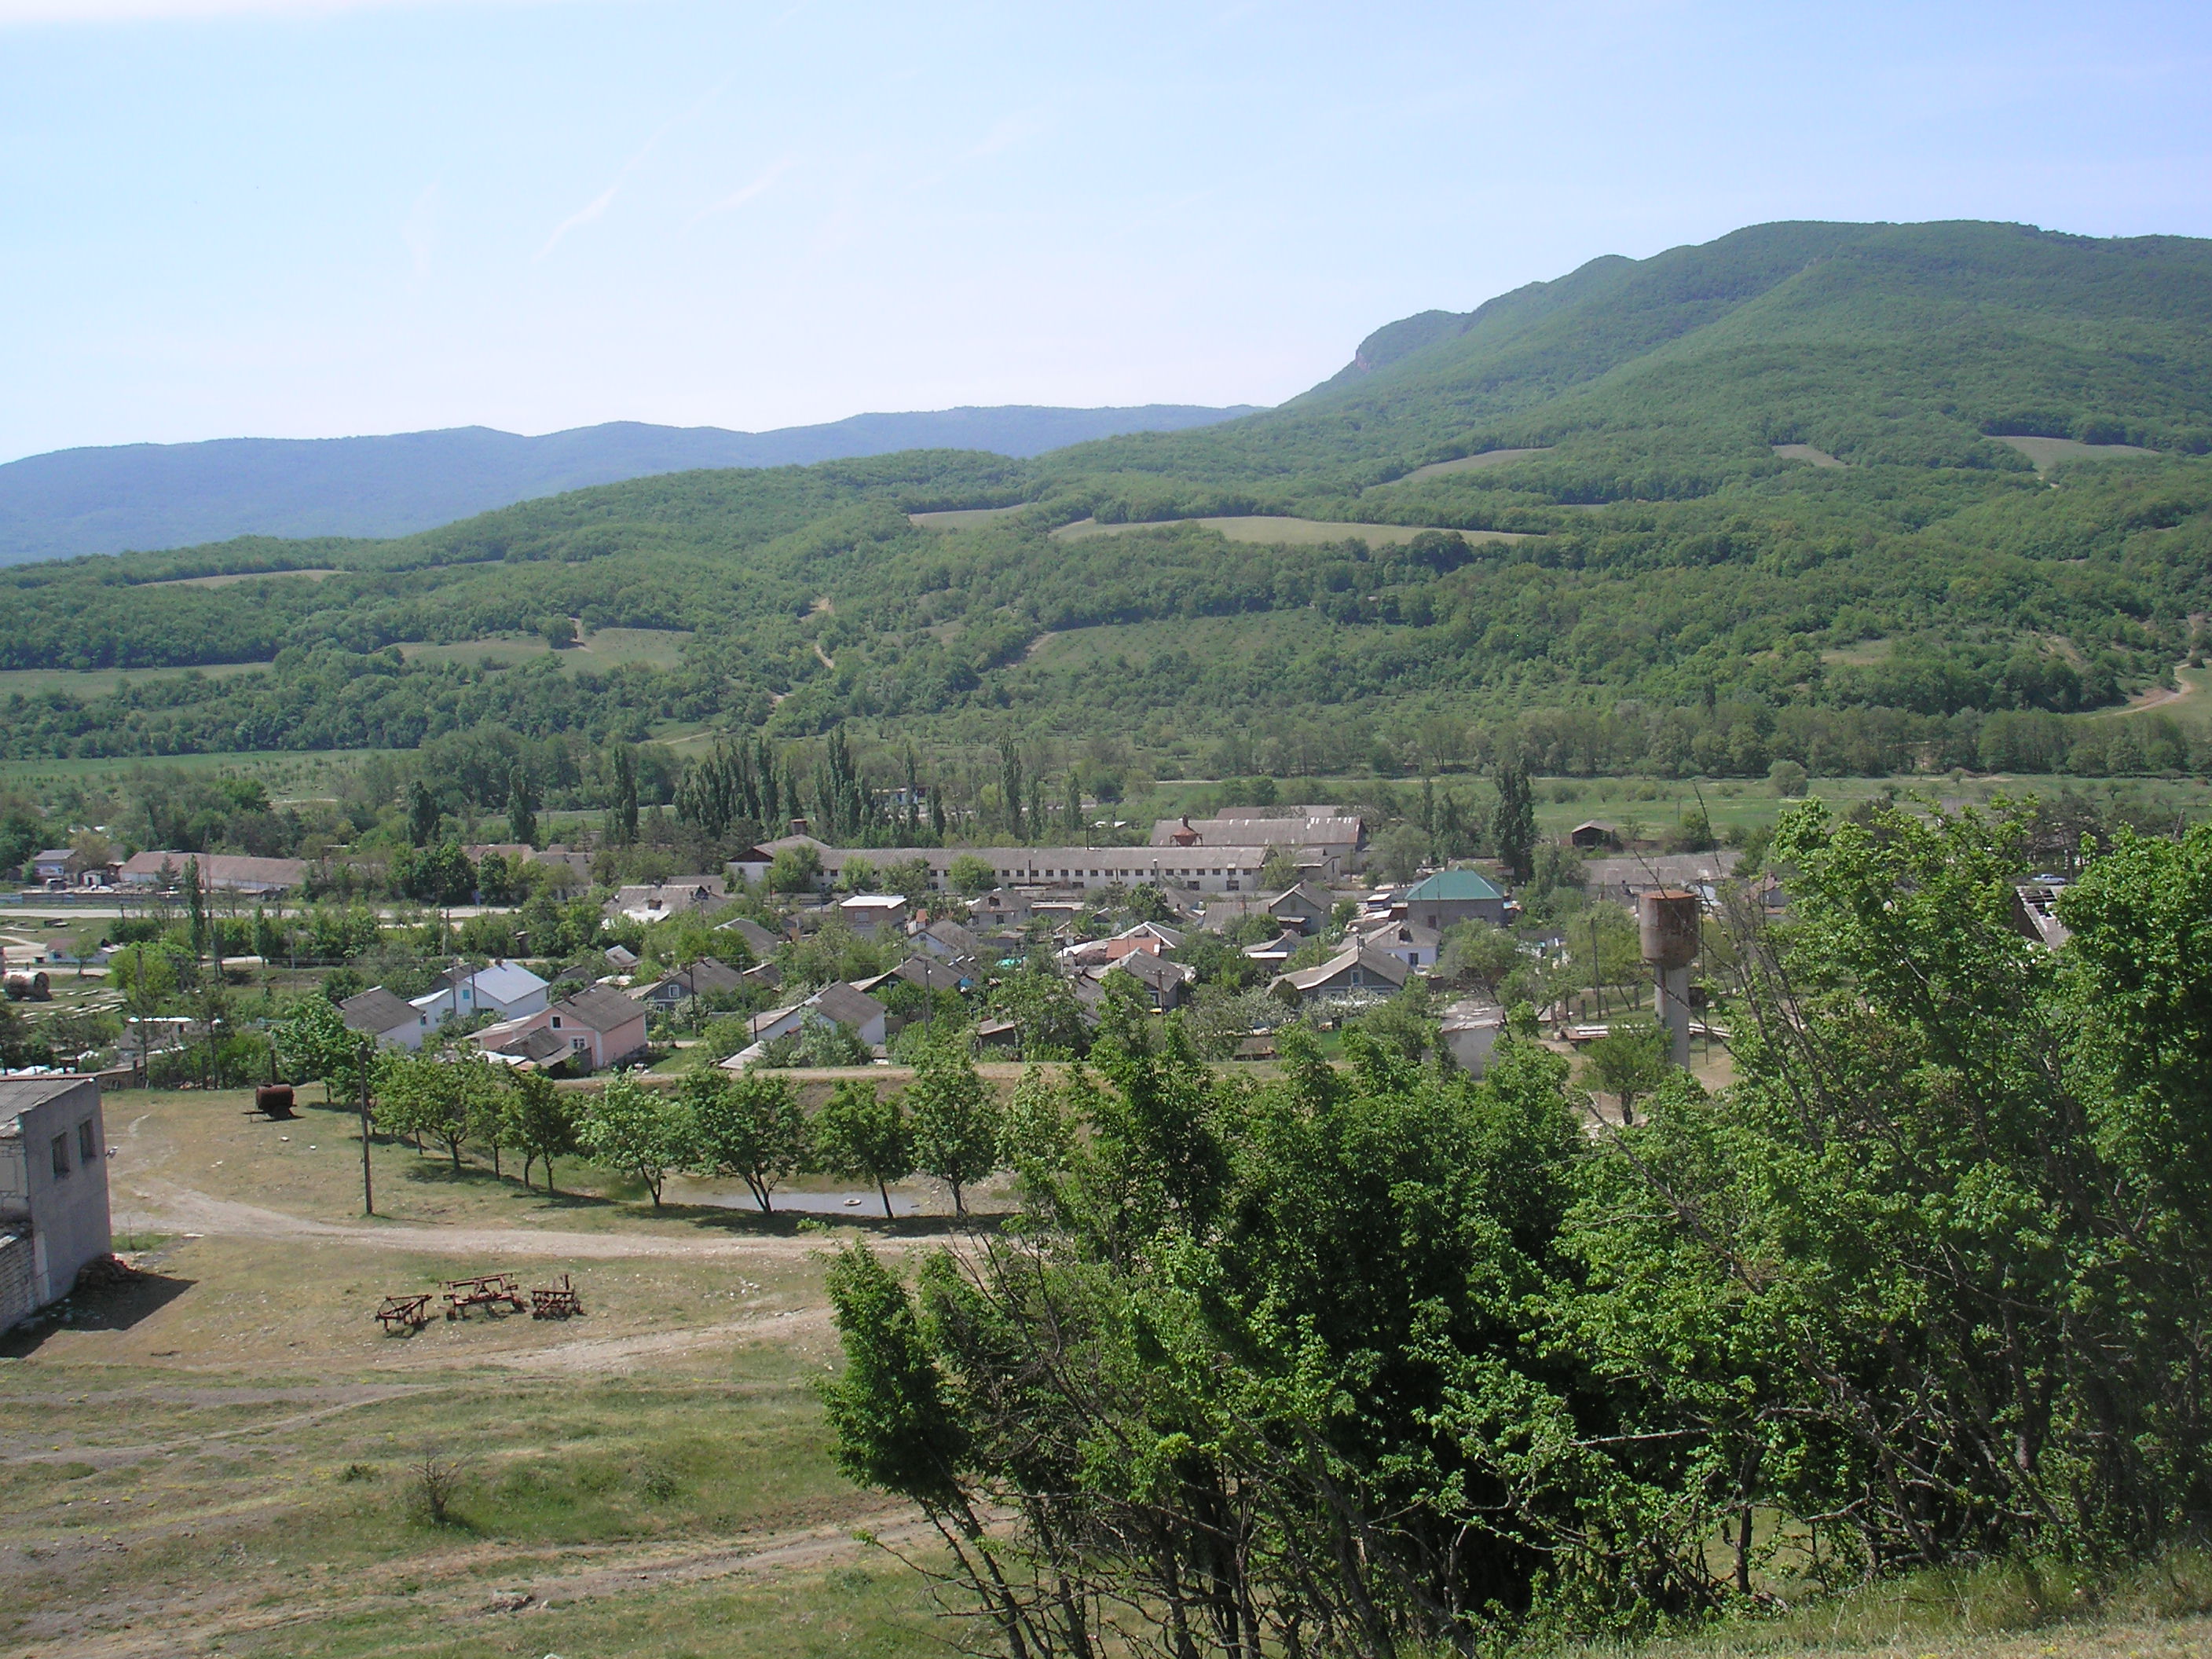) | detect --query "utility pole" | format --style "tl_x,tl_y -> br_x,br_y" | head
357,1036 -> 375,1216
1590,916 -> 1602,1020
